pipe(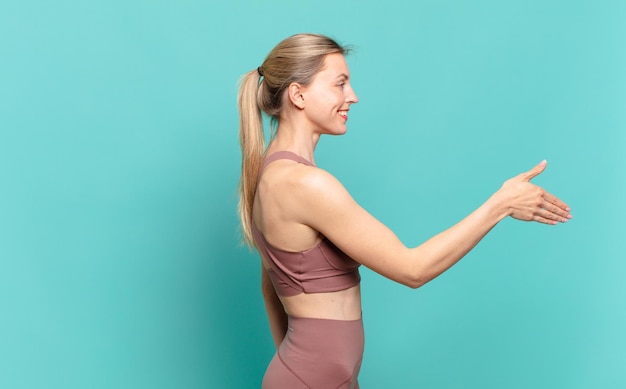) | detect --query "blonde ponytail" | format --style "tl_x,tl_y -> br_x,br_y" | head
237,33 -> 348,248
237,69 -> 264,248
